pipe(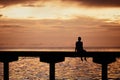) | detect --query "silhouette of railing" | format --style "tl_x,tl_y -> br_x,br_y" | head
0,51 -> 120,80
